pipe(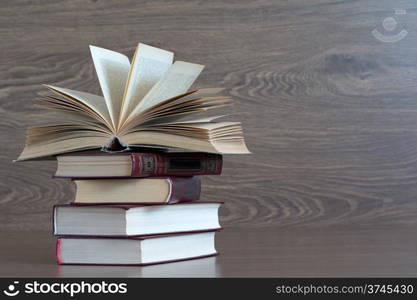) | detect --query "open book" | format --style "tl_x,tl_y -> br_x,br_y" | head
17,43 -> 250,161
